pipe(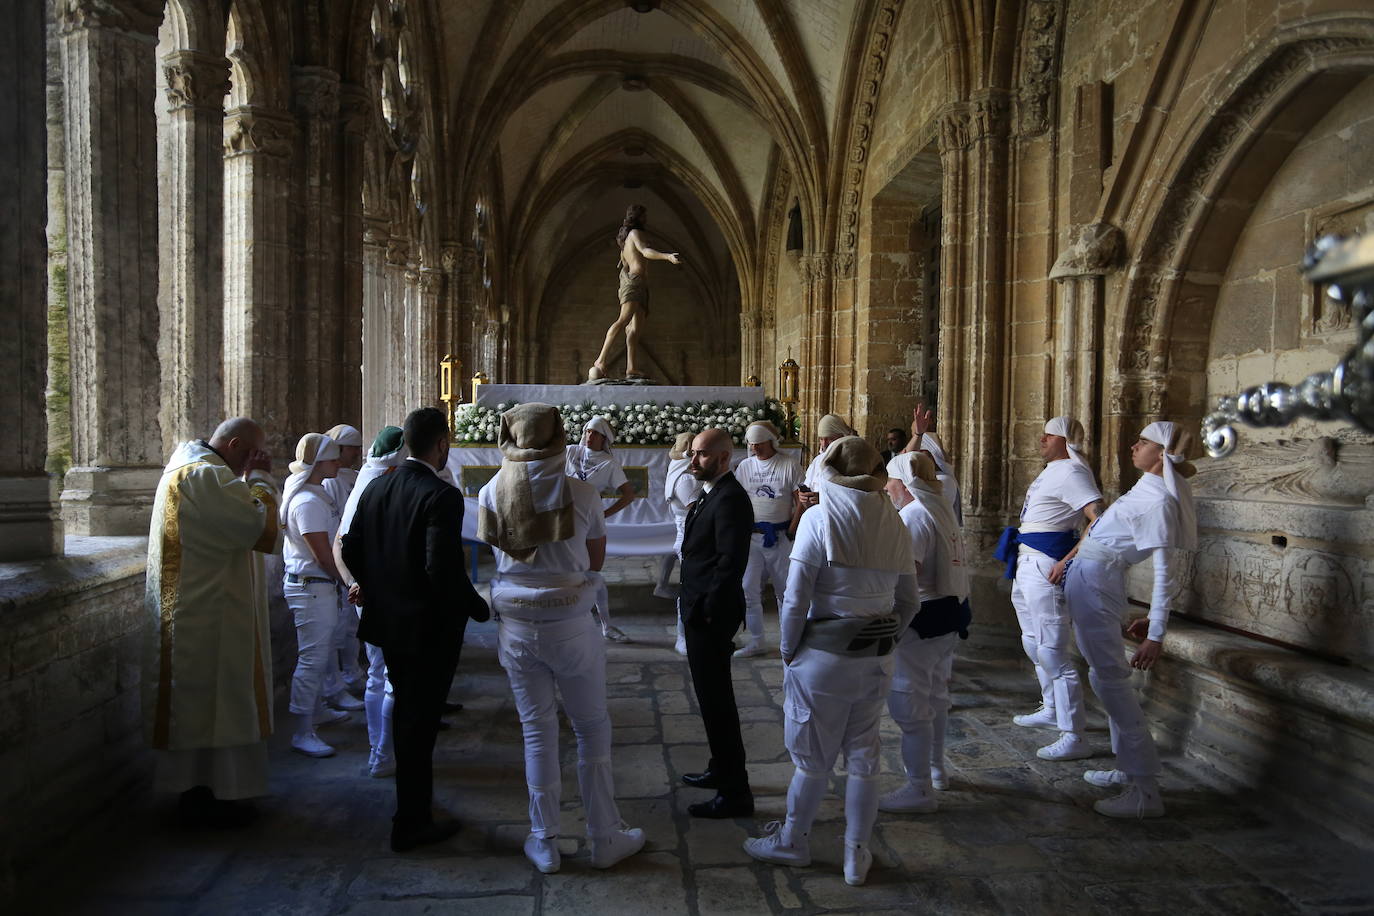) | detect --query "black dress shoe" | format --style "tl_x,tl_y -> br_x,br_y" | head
391,818 -> 461,852
681,770 -> 720,790
688,793 -> 754,819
